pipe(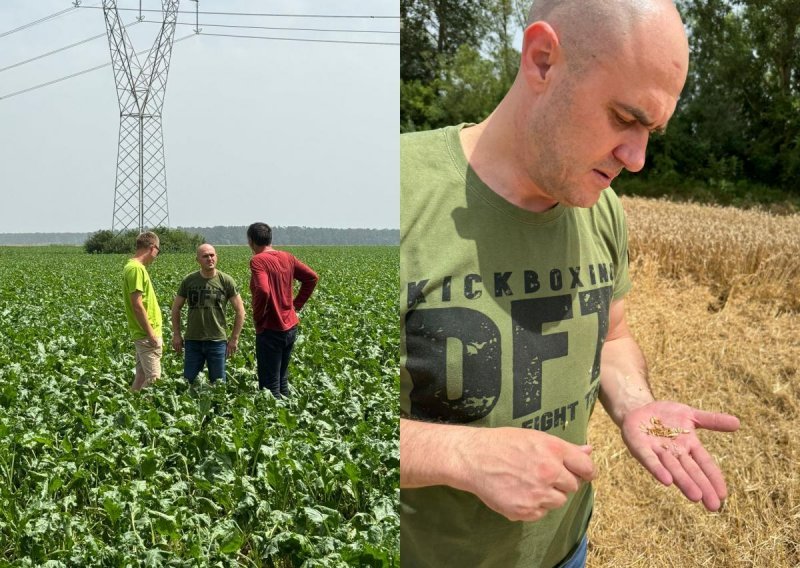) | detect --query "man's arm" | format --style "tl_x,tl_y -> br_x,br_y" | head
597,299 -> 654,425
400,417 -> 596,522
227,294 -> 245,357
293,260 -> 318,311
170,295 -> 186,353
599,299 -> 740,511
250,258 -> 269,319
131,291 -> 160,346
